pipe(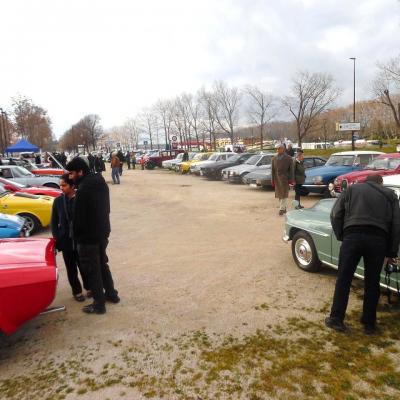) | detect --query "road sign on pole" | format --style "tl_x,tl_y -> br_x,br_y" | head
336,122 -> 361,131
